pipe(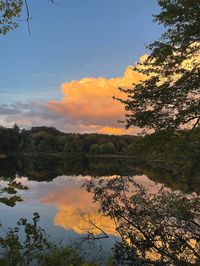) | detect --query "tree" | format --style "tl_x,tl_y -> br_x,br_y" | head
0,212 -> 94,265
0,0 -> 23,34
84,176 -> 200,265
0,180 -> 28,207
89,142 -> 117,155
0,0 -> 55,35
117,0 -> 200,132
